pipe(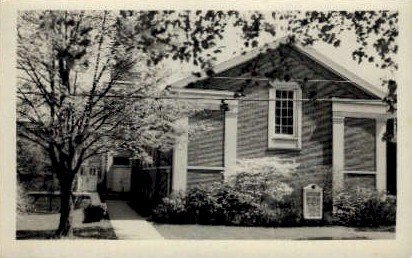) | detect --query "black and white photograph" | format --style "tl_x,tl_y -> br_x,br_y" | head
1,1 -> 411,257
